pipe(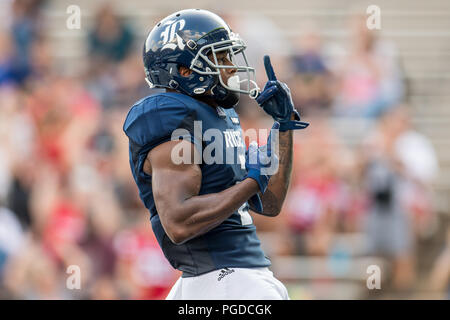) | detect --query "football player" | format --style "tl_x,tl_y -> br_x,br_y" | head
123,9 -> 308,299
